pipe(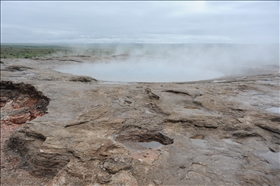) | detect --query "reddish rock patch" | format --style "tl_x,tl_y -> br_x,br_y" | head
1,81 -> 49,125
0,81 -> 50,181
